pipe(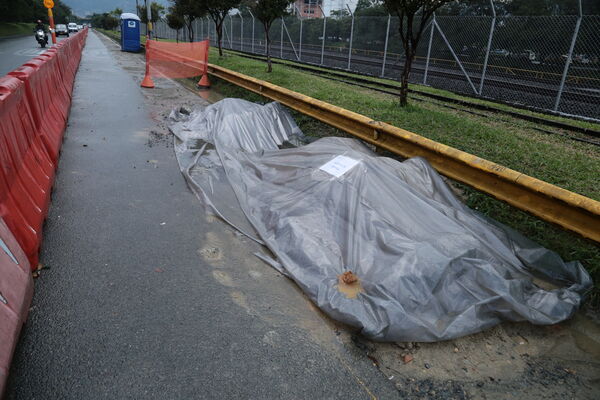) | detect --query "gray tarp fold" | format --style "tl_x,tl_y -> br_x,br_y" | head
170,98 -> 592,342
